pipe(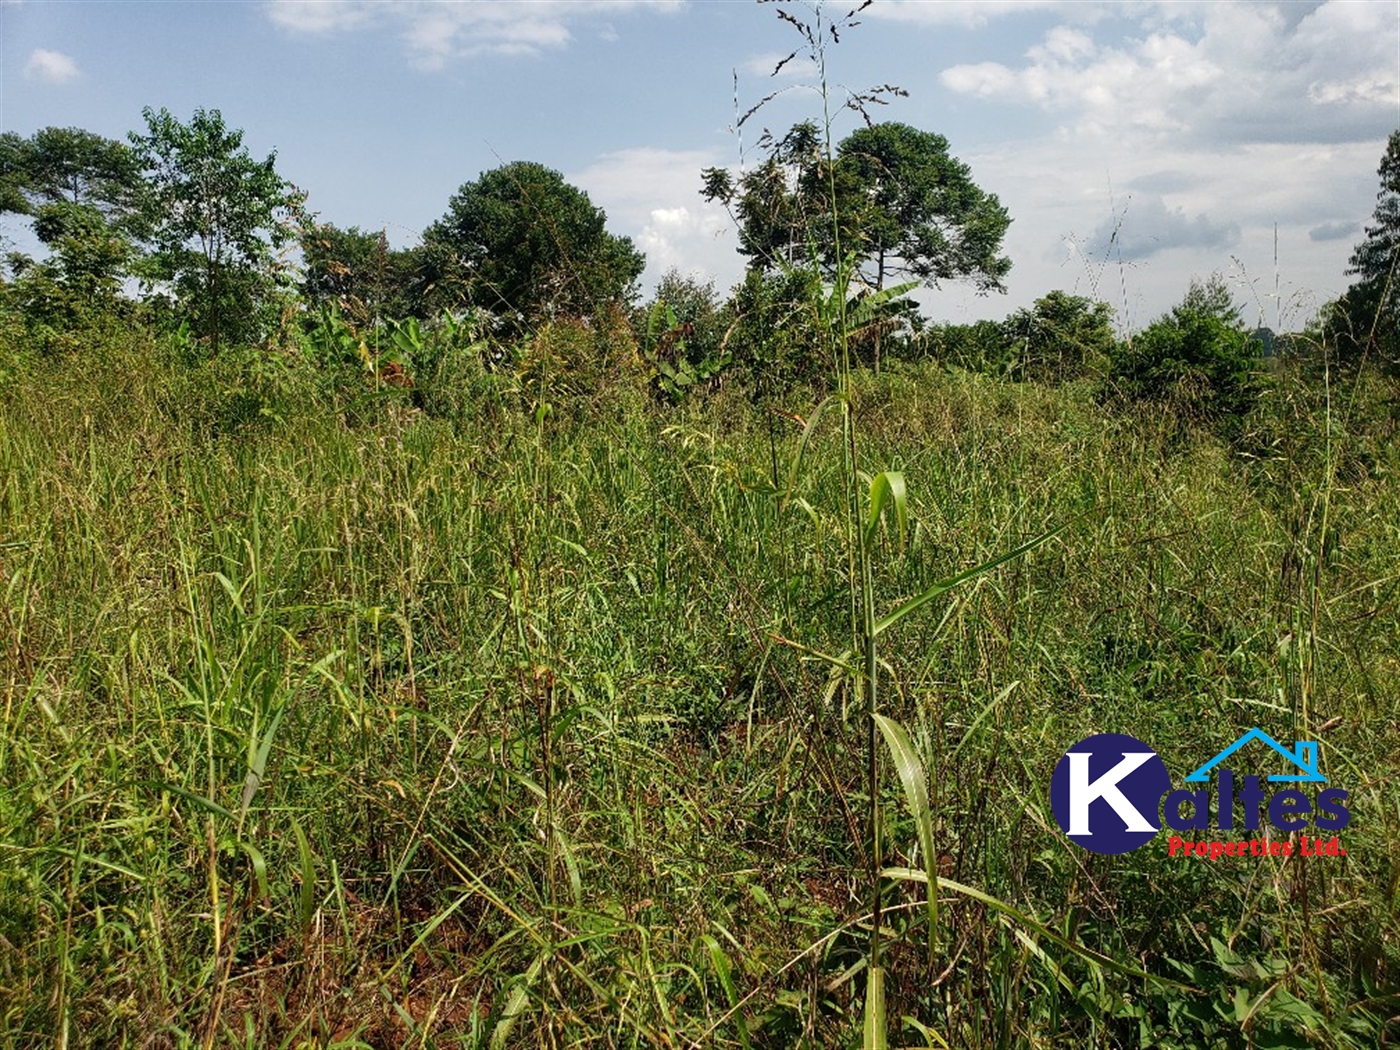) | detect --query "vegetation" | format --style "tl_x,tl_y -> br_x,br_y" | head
1108,275 -> 1265,429
1324,130 -> 1400,367
421,161 -> 645,330
701,120 -> 1011,295
1,14 -> 1398,1049
130,107 -> 306,354
2,326 -> 1397,1048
